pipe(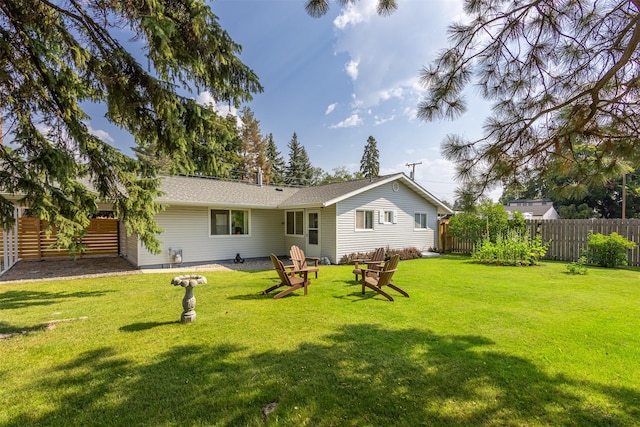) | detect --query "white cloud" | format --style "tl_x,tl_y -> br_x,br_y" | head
325,103 -> 338,115
333,0 -> 377,30
196,91 -> 216,106
377,87 -> 404,102
330,113 -> 363,129
374,114 -> 395,126
196,91 -> 239,118
85,123 -> 114,143
345,59 -> 359,81
333,1 -> 464,116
